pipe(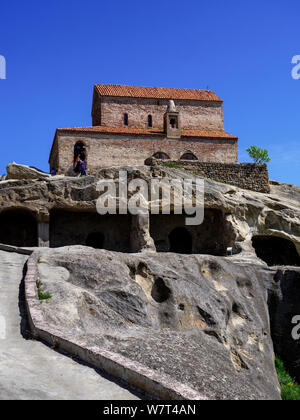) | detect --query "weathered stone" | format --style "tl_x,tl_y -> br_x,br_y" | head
0,165 -> 298,257
266,267 -> 300,382
145,160 -> 270,193
6,162 -> 51,181
35,247 -> 282,400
